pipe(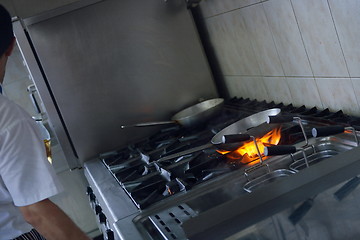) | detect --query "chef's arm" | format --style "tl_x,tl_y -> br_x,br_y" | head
19,198 -> 90,240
